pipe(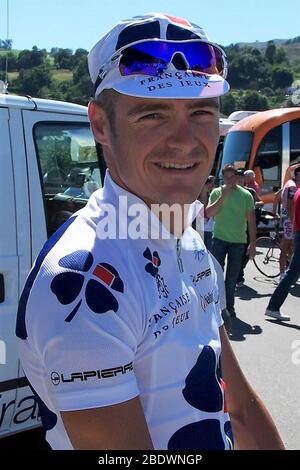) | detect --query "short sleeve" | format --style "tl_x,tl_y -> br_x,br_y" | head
209,188 -> 221,205
245,190 -> 255,212
28,244 -> 146,412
